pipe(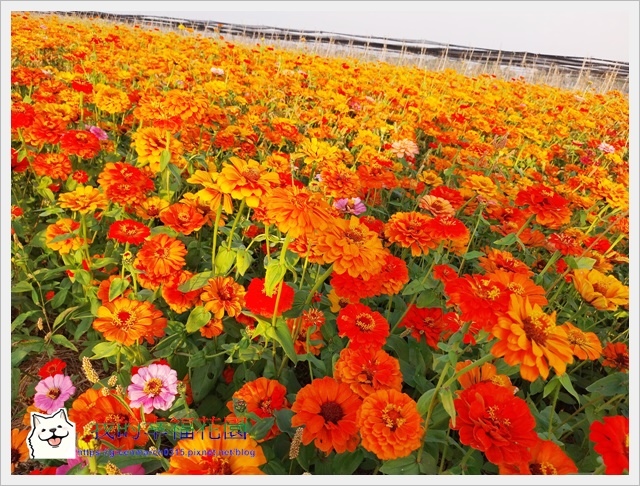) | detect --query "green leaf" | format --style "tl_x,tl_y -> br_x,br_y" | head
51,288 -> 69,309
440,388 -> 456,427
51,334 -> 78,352
11,349 -> 29,367
273,408 -> 295,435
543,377 -> 561,398
92,341 -> 120,359
493,233 -> 517,246
235,249 -> 253,276
379,454 -> 420,475
75,269 -> 91,286
186,306 -> 211,333
11,281 -> 33,293
248,417 -> 275,441
416,290 -> 438,308
558,373 -> 581,405
108,277 -> 130,302
53,305 -> 80,330
586,373 -> 629,397
215,247 -> 237,275
187,350 -> 206,368
159,149 -> 171,172
332,449 -> 364,475
264,260 -> 286,297
11,310 -> 40,331
463,250 -> 485,260
177,271 -> 215,292
402,279 -> 427,296
416,389 -> 436,416
47,231 -> 78,244
270,319 -> 298,364
565,256 -> 597,270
